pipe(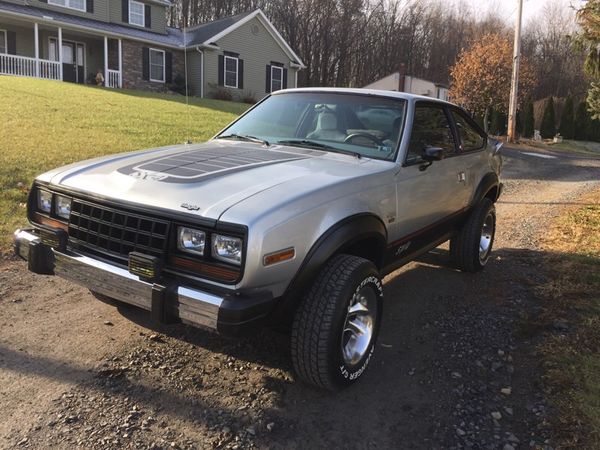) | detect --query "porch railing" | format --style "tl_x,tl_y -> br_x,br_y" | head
106,69 -> 121,88
40,60 -> 60,80
0,54 -> 60,80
